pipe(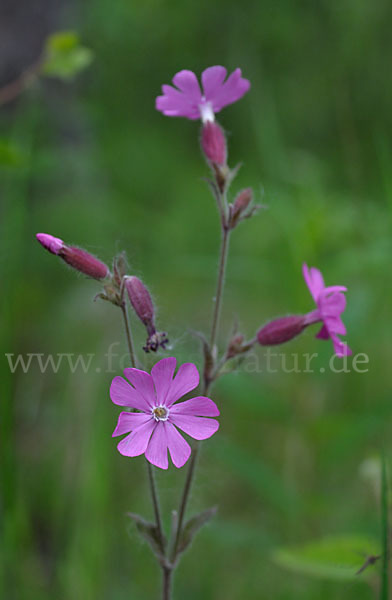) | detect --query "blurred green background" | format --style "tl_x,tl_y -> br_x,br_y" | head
1,0 -> 392,598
